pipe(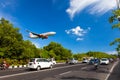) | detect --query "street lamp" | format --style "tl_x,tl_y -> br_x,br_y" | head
116,0 -> 120,9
